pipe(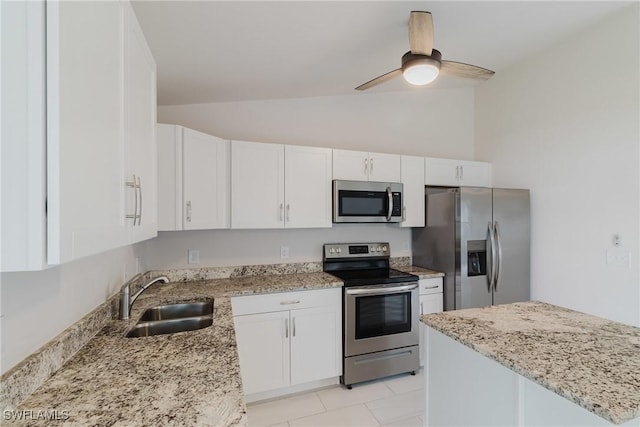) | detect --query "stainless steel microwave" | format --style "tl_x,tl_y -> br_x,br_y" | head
333,180 -> 403,223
